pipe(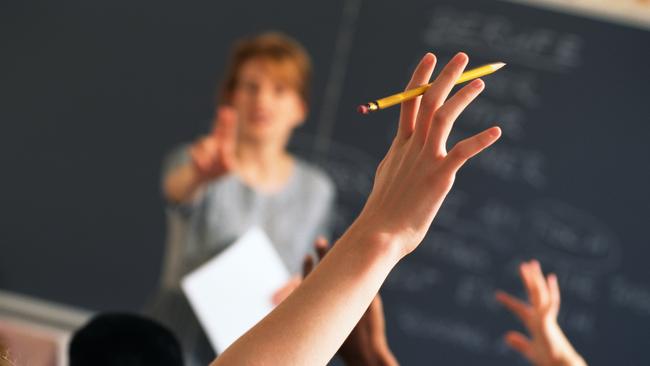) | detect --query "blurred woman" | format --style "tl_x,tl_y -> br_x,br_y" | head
151,32 -> 335,365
